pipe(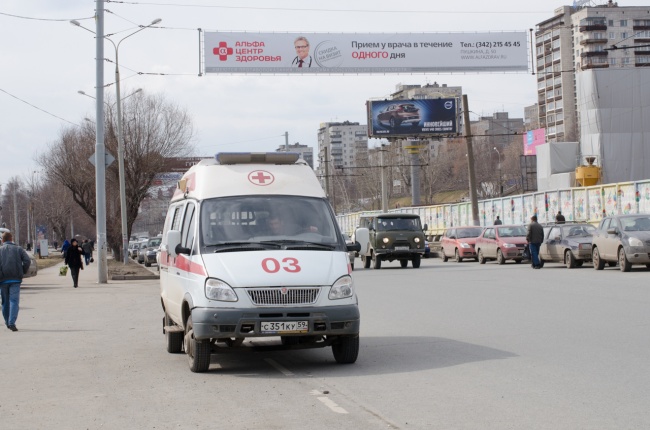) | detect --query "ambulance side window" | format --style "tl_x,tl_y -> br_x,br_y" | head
171,204 -> 184,232
181,203 -> 196,252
